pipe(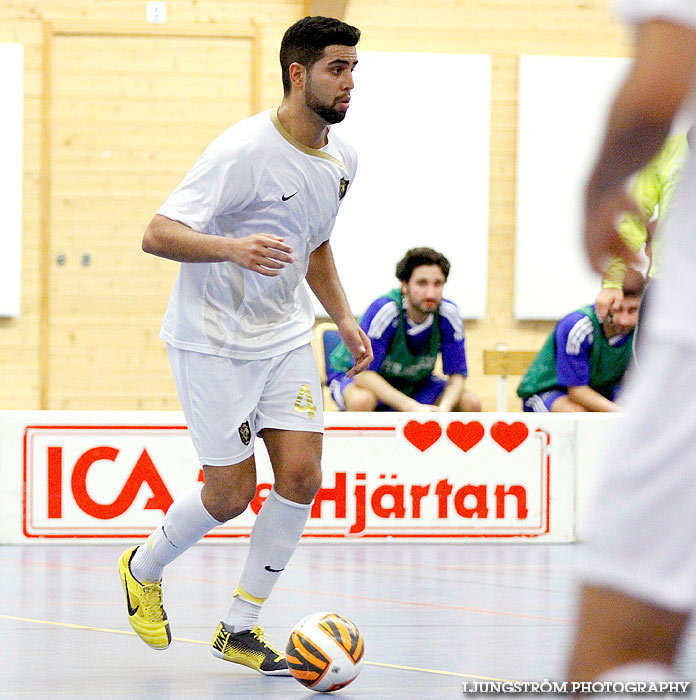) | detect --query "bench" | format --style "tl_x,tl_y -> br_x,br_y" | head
482,347 -> 537,411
